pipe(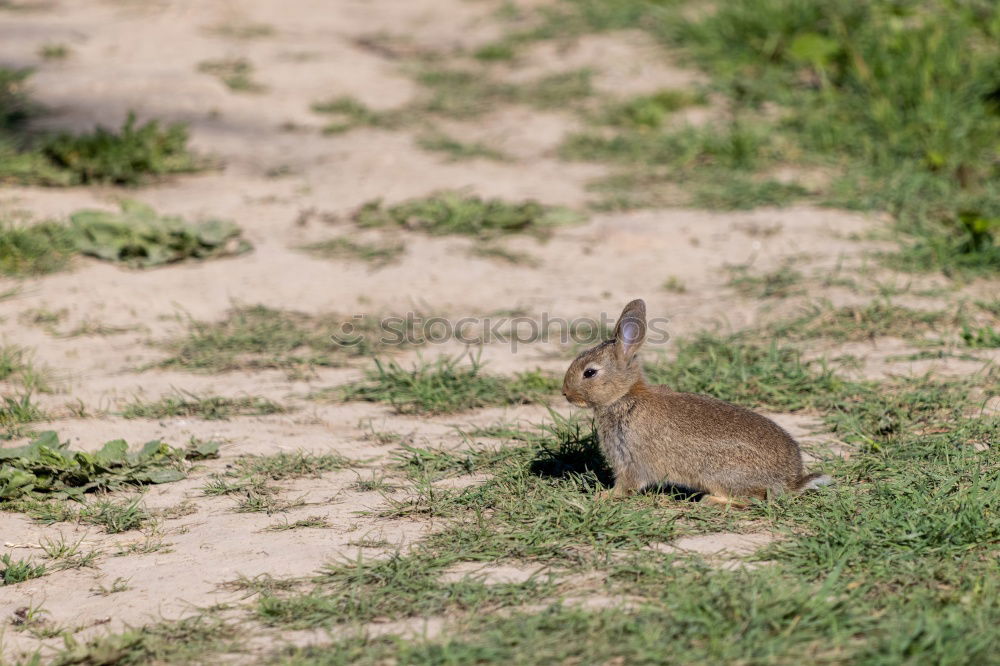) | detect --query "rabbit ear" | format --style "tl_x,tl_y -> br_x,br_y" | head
613,299 -> 646,363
